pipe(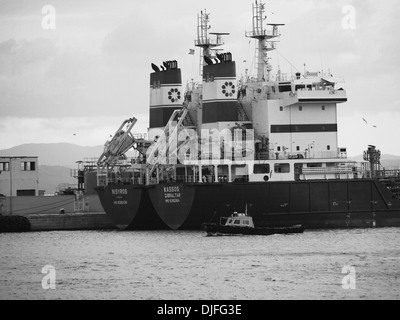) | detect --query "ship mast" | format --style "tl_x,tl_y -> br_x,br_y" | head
246,1 -> 284,82
195,10 -> 229,76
